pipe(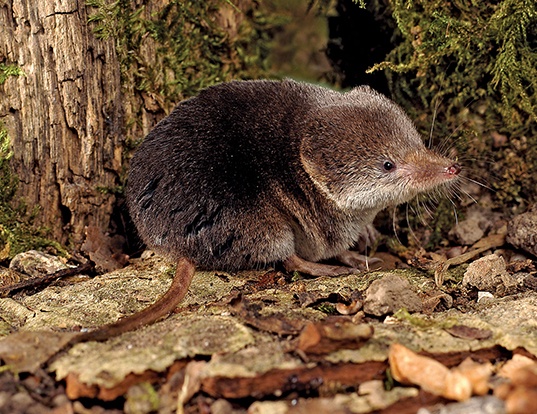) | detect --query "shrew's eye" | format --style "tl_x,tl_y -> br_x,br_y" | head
383,161 -> 395,171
